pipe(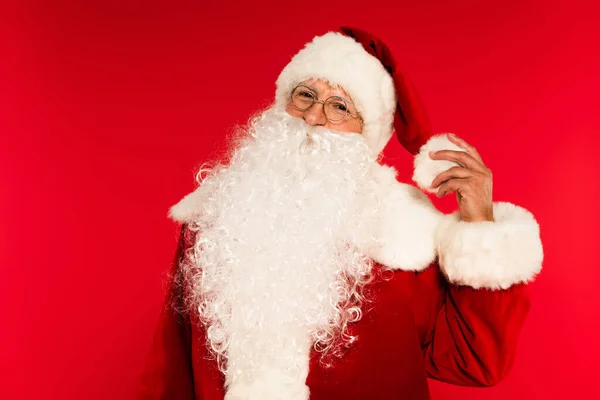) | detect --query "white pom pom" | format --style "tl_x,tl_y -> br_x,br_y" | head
412,133 -> 466,194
